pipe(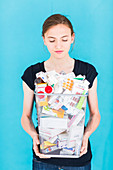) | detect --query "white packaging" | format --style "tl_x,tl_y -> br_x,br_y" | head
40,117 -> 68,129
36,71 -> 47,82
67,126 -> 84,148
68,110 -> 85,128
39,127 -> 66,137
